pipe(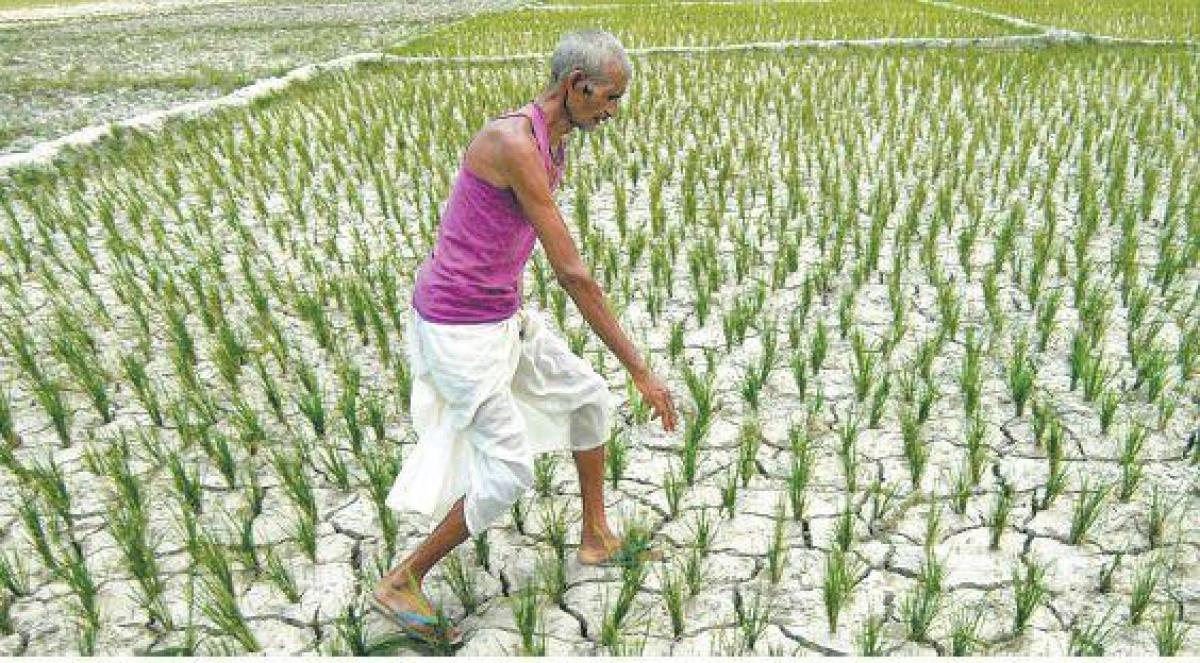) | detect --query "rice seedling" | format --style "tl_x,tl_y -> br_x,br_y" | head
1012,556 -> 1049,634
855,610 -> 887,656
822,546 -> 864,634
721,465 -> 739,519
900,581 -> 942,644
538,498 -> 568,562
533,453 -> 559,499
949,604 -> 985,656
444,549 -> 479,615
682,546 -> 707,598
766,493 -> 788,585
0,551 -> 30,598
535,547 -> 568,609
987,482 -> 1014,551
1129,554 -> 1164,625
810,320 -> 828,376
607,427 -> 628,489
316,444 -> 352,493
788,428 -> 815,522
829,497 -> 857,553
1068,604 -> 1118,656
1007,334 -> 1036,417
1153,602 -> 1189,656
900,407 -> 928,489
262,546 -> 300,604
473,532 -> 491,573
511,583 -> 549,653
510,495 -> 528,536
963,411 -> 988,485
1068,475 -> 1112,545
688,507 -> 715,559
657,561 -> 686,639
732,583 -> 773,653
1118,421 -> 1149,502
662,461 -> 683,520
850,330 -> 881,403
737,416 -> 762,488
864,369 -> 891,427
1146,486 -> 1183,549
